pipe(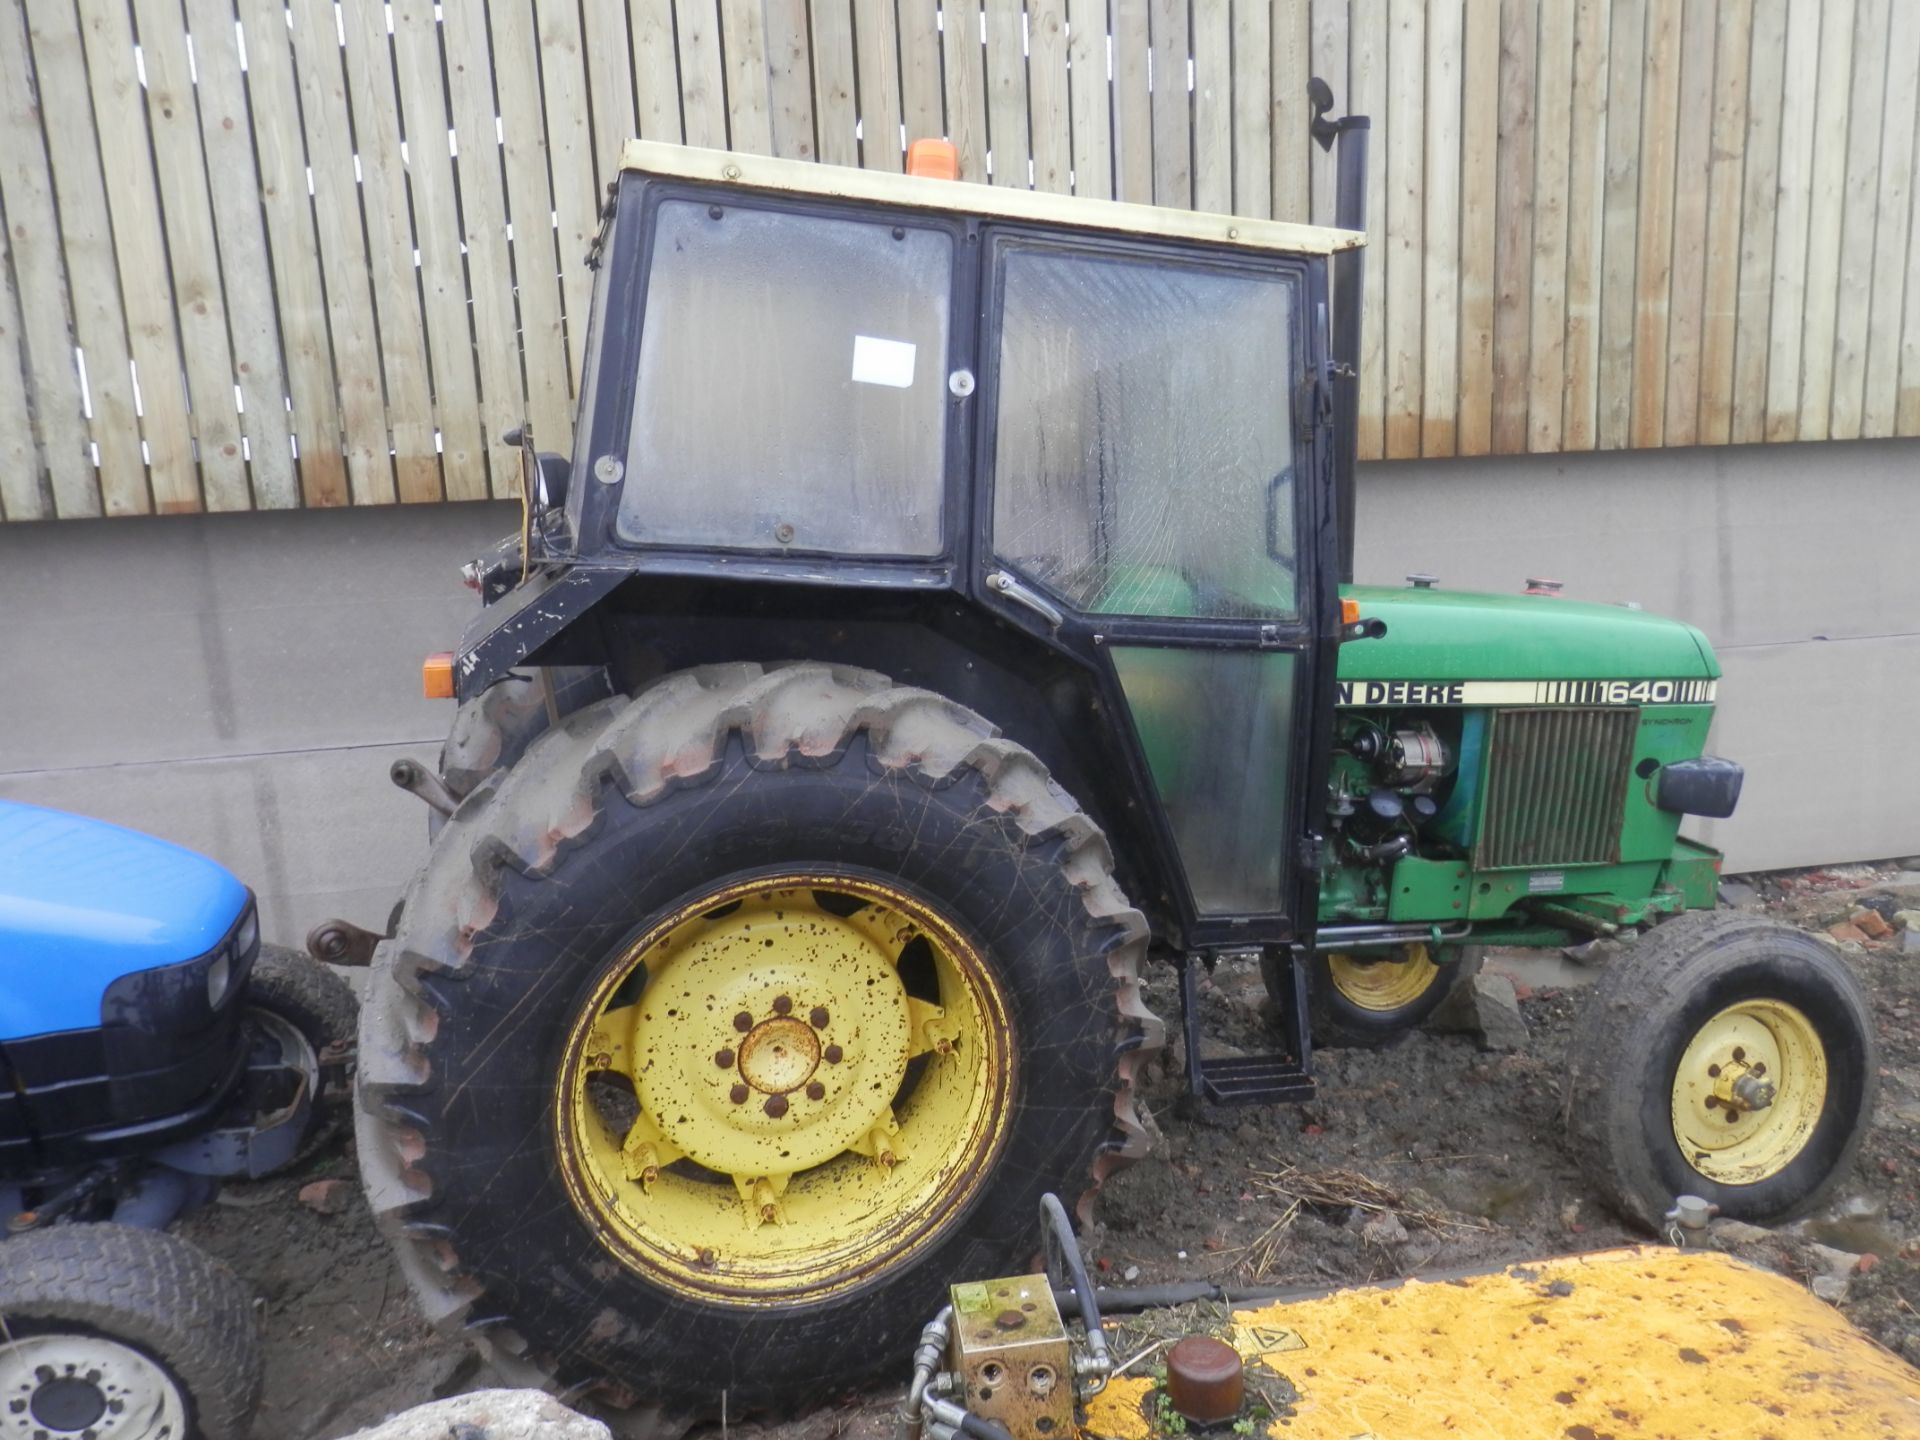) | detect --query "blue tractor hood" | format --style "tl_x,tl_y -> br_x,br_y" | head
0,801 -> 250,1039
